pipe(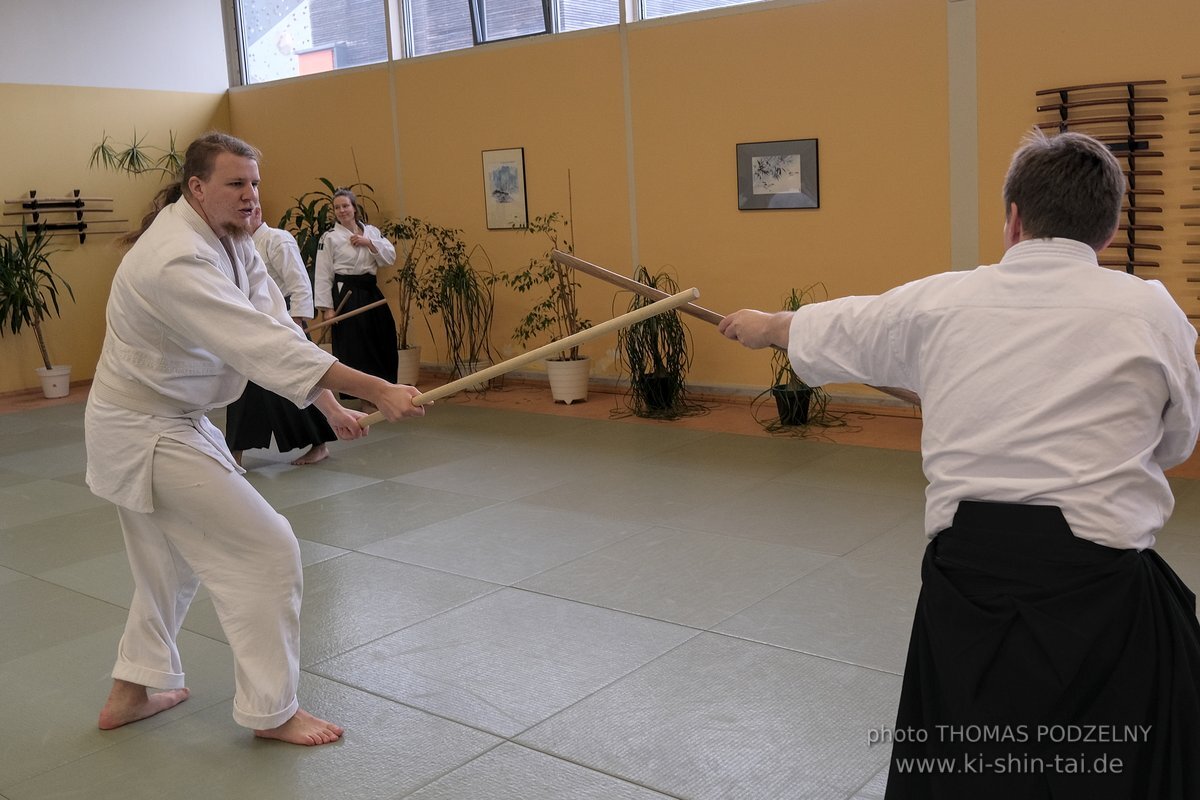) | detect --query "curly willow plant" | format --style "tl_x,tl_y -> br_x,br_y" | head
614,266 -> 709,421
750,284 -> 852,438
